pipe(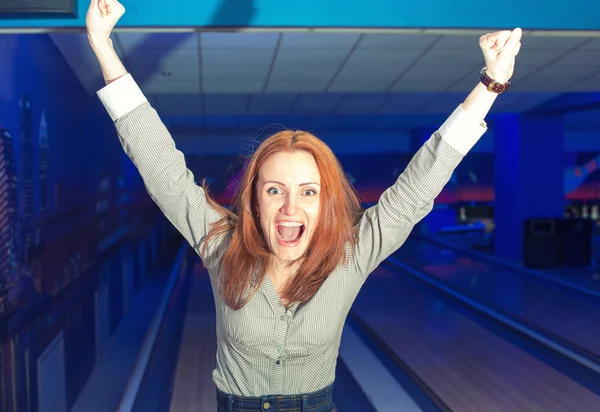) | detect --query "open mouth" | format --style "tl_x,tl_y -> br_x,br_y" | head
276,221 -> 305,246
